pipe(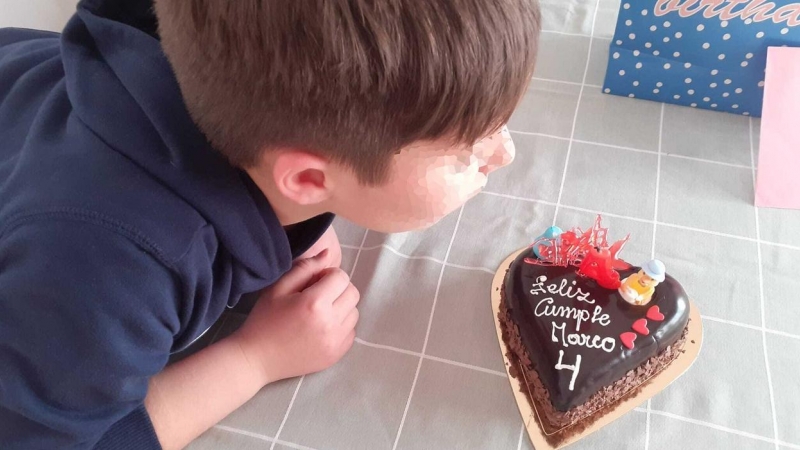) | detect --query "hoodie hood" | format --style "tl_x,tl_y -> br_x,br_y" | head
62,0 -> 295,280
